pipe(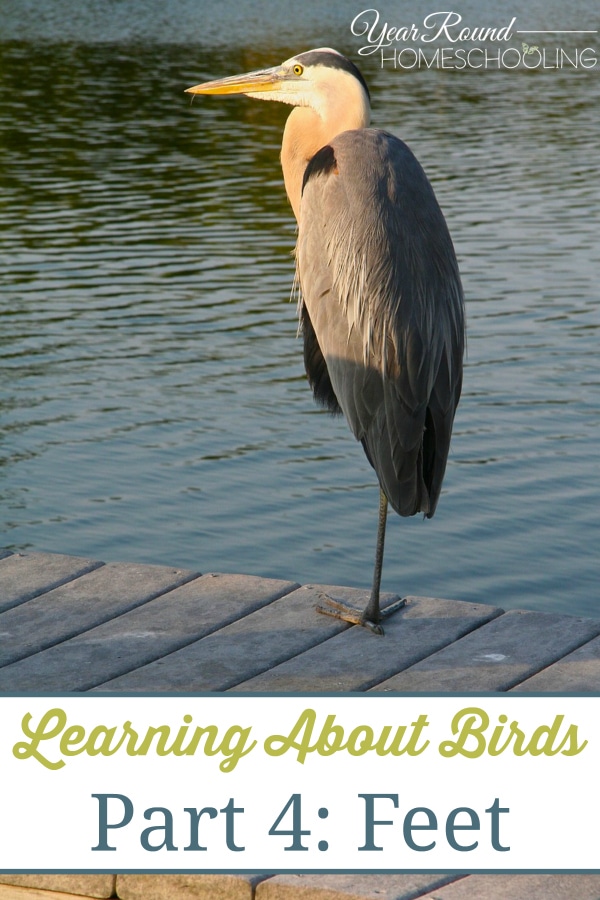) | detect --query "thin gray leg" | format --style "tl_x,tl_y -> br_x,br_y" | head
315,487 -> 405,635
